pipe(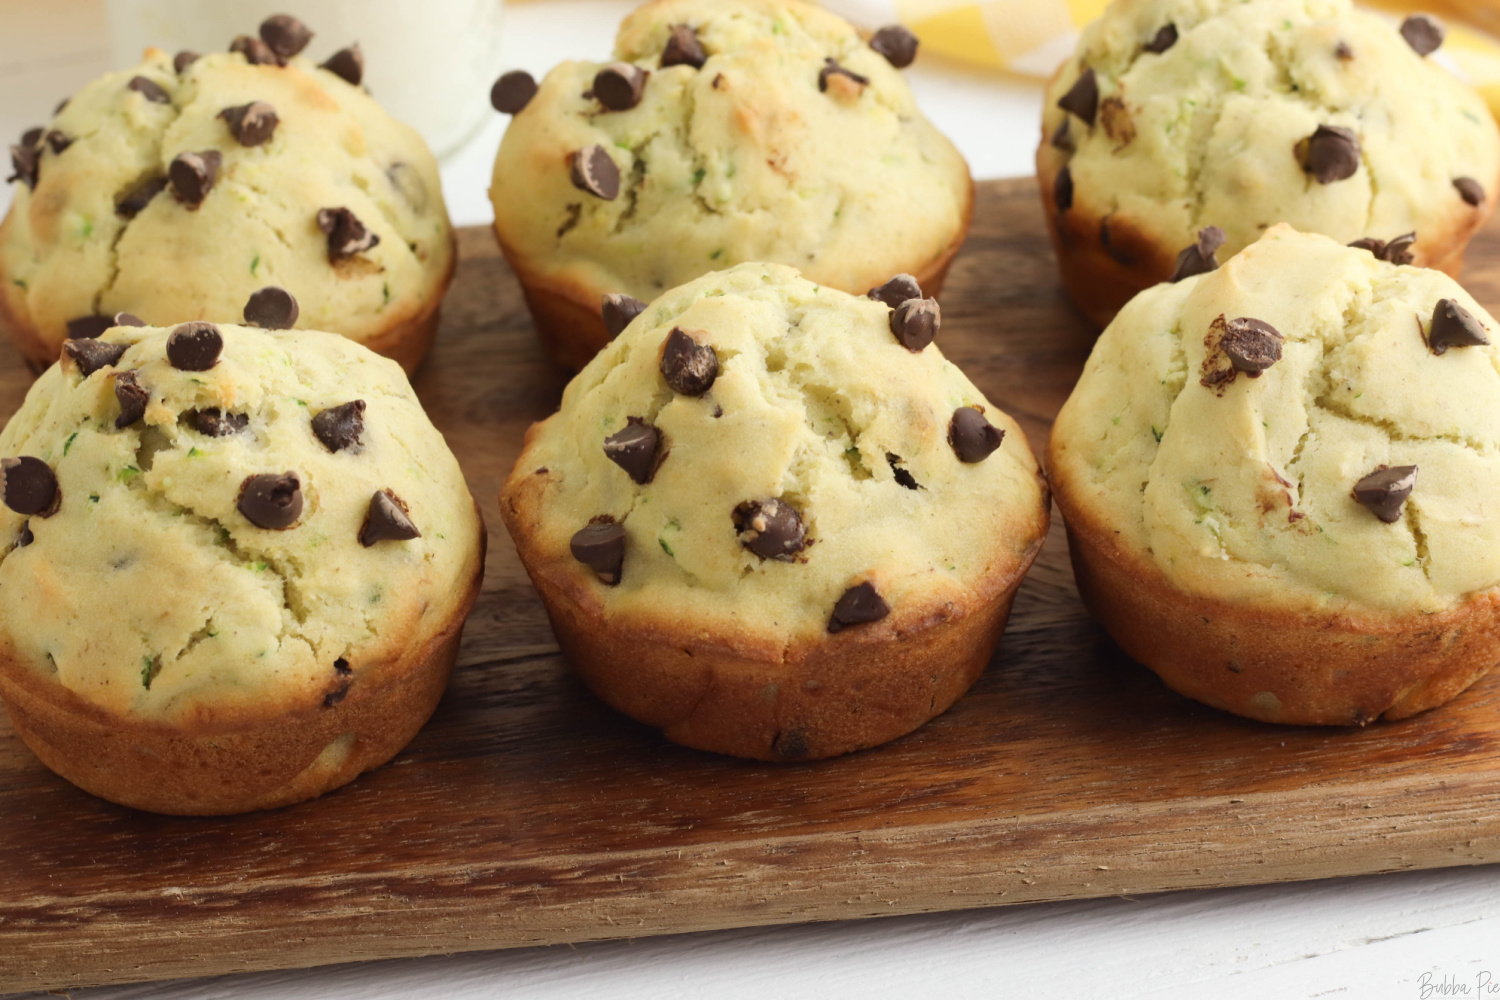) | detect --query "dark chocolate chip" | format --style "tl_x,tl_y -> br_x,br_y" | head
602,293 -> 647,337
20,127 -> 41,149
360,489 -> 420,546
128,76 -> 171,104
1051,117 -> 1075,153
321,44 -> 364,86
169,150 -> 221,208
1143,23 -> 1178,54
827,581 -> 890,633
870,24 -> 919,68
185,408 -> 248,437
570,144 -> 620,200
45,131 -> 71,154
1299,125 -> 1360,184
603,418 -> 661,484
166,321 -> 223,370
1350,231 -> 1416,265
238,472 -> 303,529
260,14 -> 313,59
772,728 -> 809,759
1221,317 -> 1283,374
1,457 -> 58,517
594,62 -> 649,111
115,175 -> 166,218
1335,41 -> 1354,60
570,520 -> 626,584
317,207 -> 381,261
311,400 -> 365,453
733,499 -> 807,560
1400,14 -> 1444,56
1057,67 -> 1098,126
7,143 -> 38,189
244,286 -> 299,329
1055,165 -> 1074,212
949,406 -> 1004,463
66,315 -> 113,340
818,58 -> 869,94
1352,465 -> 1417,523
113,370 -> 149,428
661,25 -> 707,69
219,101 -> 279,146
890,297 -> 940,351
1427,298 -> 1490,355
114,312 -> 146,327
334,657 -> 352,675
231,35 -> 282,67
63,338 -> 127,377
323,684 -> 349,708
1169,225 -> 1227,282
659,328 -> 719,395
174,50 -> 200,73
887,453 -> 919,490
867,274 -> 922,310
1455,176 -> 1485,207
491,70 -> 538,113
17,522 -> 32,547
